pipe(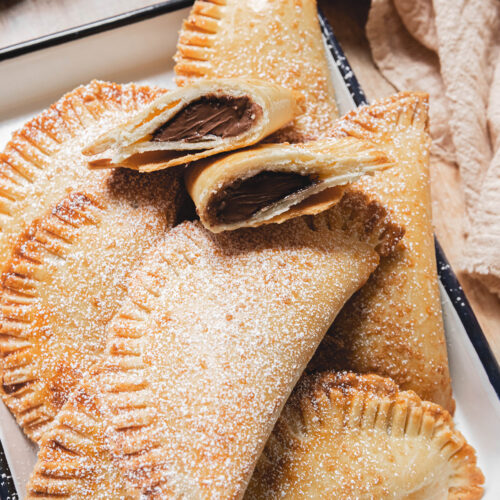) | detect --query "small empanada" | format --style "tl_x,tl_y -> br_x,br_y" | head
175,0 -> 338,140
84,79 -> 298,172
0,82 -> 185,442
186,137 -> 393,232
0,168 -> 183,443
0,80 -> 165,270
27,192 -> 403,499
309,92 -> 454,413
246,372 -> 484,499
